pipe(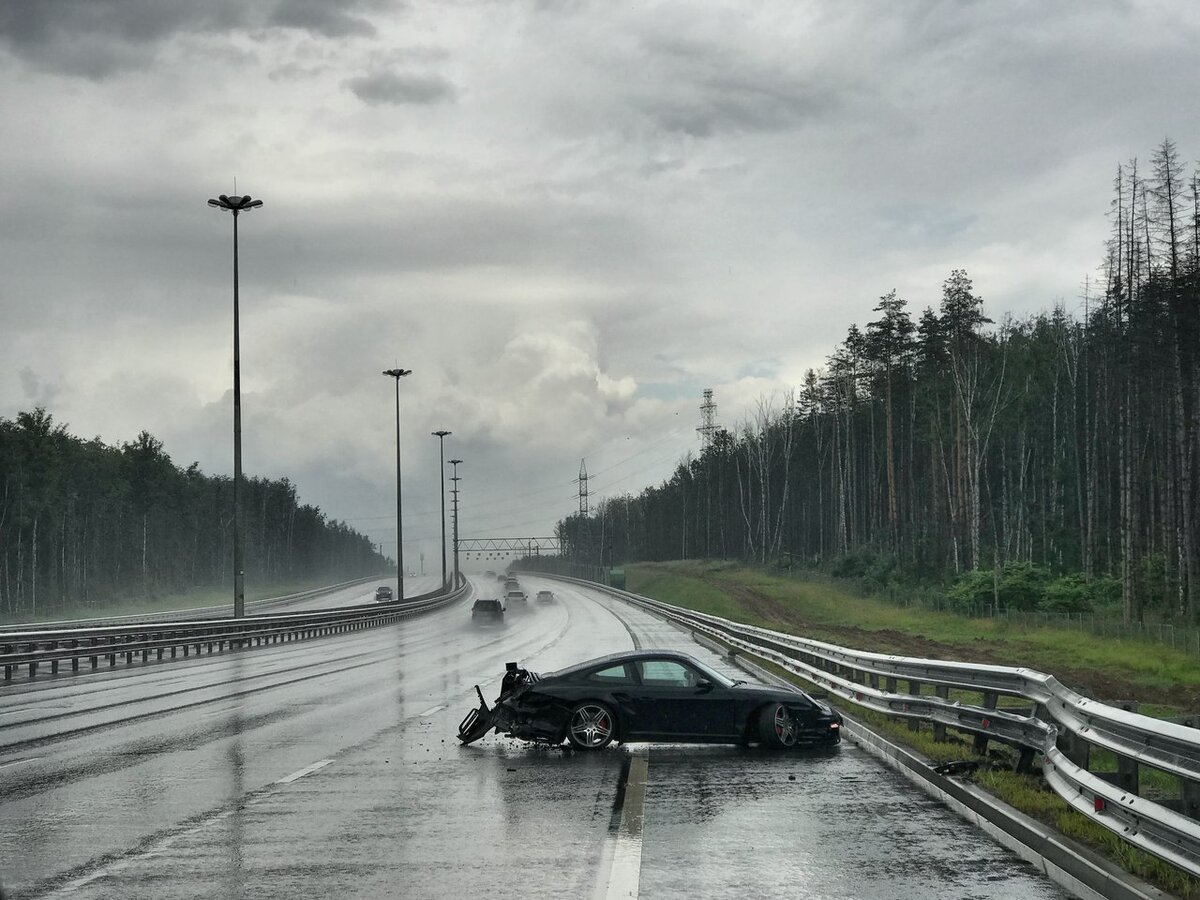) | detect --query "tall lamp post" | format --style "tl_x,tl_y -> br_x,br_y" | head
449,459 -> 462,586
207,193 -> 264,618
383,368 -> 412,599
431,430 -> 451,591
